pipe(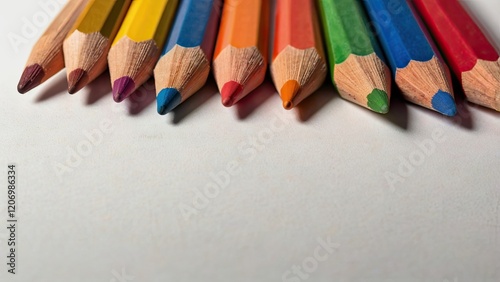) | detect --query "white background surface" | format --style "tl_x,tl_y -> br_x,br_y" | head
0,0 -> 499,281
